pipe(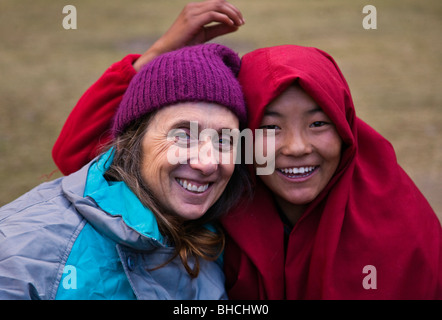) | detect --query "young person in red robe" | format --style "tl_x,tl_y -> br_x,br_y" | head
52,1 -> 442,299
221,45 -> 441,299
